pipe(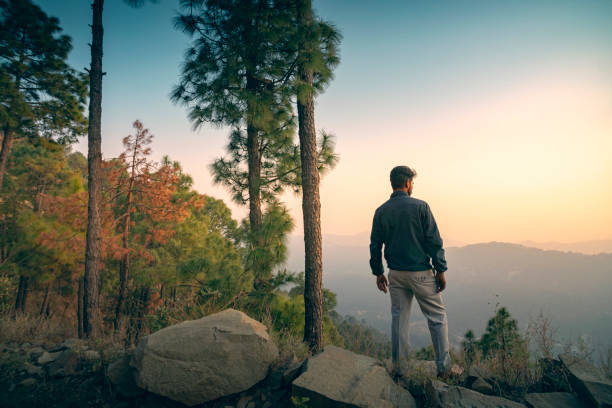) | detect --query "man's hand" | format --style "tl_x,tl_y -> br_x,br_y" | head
435,271 -> 446,293
376,274 -> 388,293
